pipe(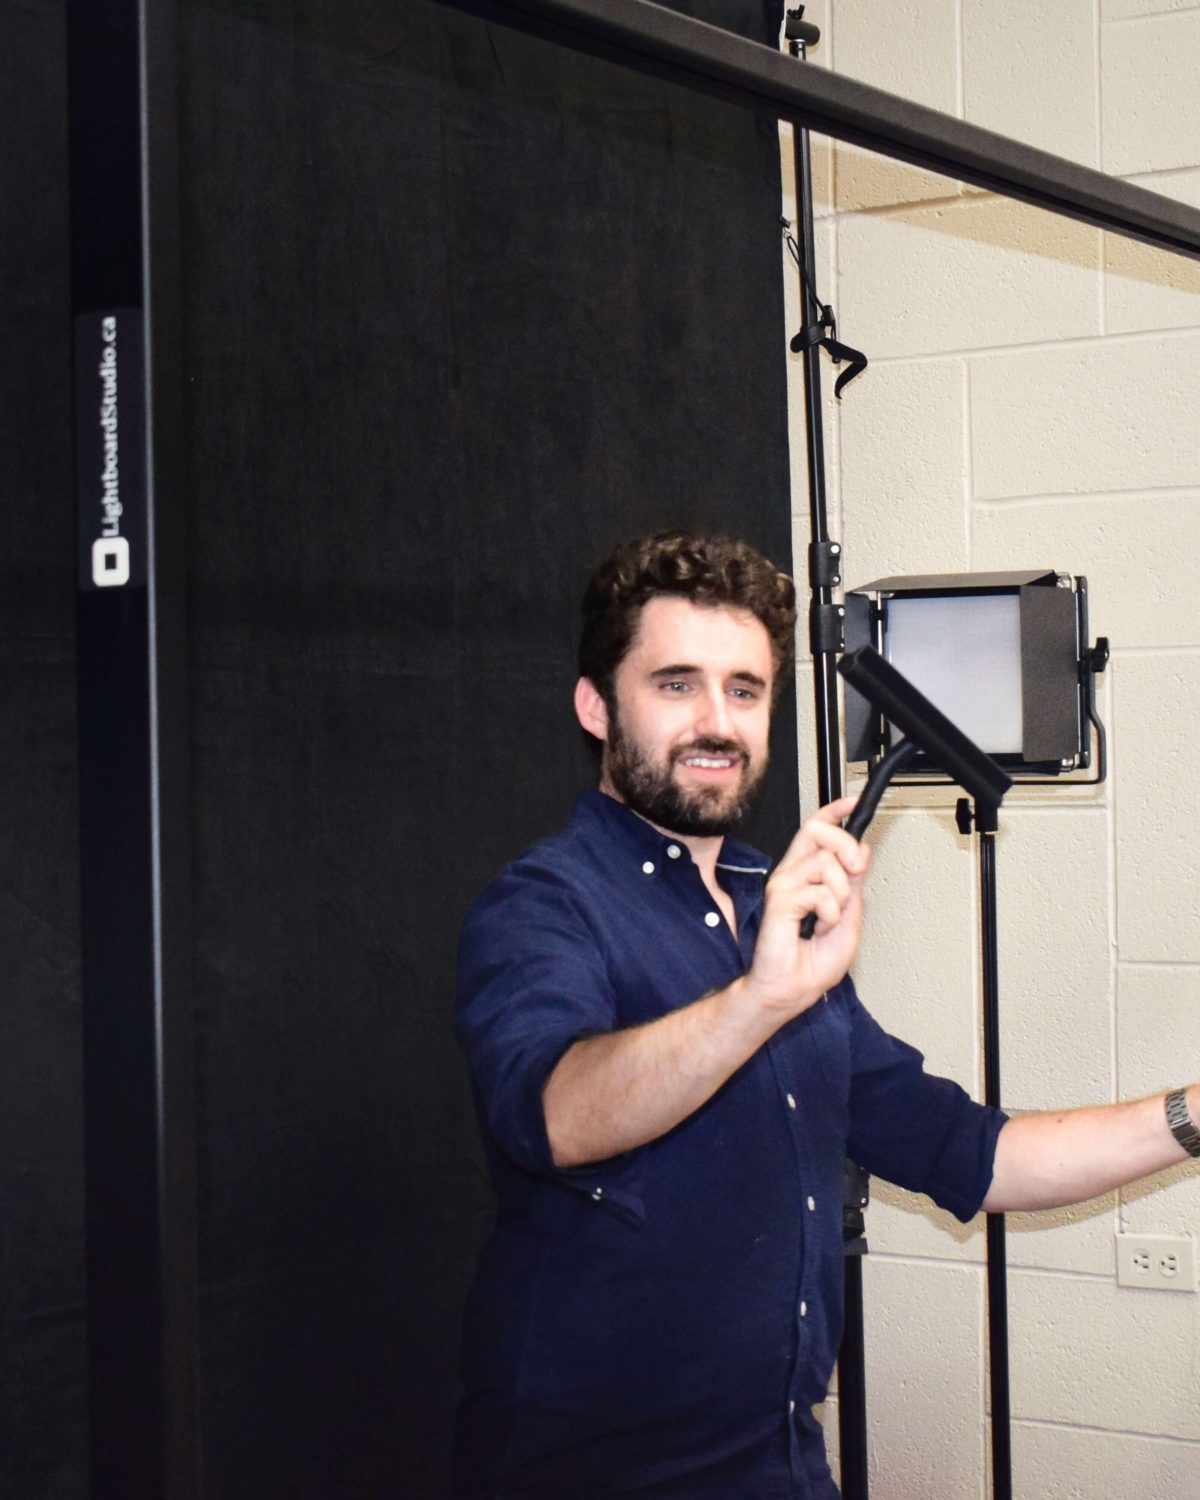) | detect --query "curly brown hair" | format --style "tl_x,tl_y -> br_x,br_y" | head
578,530 -> 797,702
